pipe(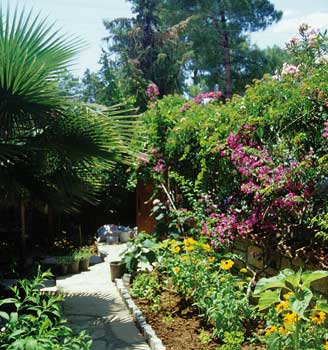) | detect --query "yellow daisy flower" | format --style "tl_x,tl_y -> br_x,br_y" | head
310,311 -> 326,325
279,326 -> 287,335
283,291 -> 294,301
240,268 -> 248,273
172,246 -> 181,253
220,277 -> 226,283
208,256 -> 215,263
265,325 -> 277,336
185,245 -> 194,252
325,341 -> 328,350
202,243 -> 211,252
220,259 -> 234,270
183,237 -> 197,246
205,264 -> 211,270
283,311 -> 299,326
275,301 -> 289,312
173,266 -> 180,274
181,255 -> 188,262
